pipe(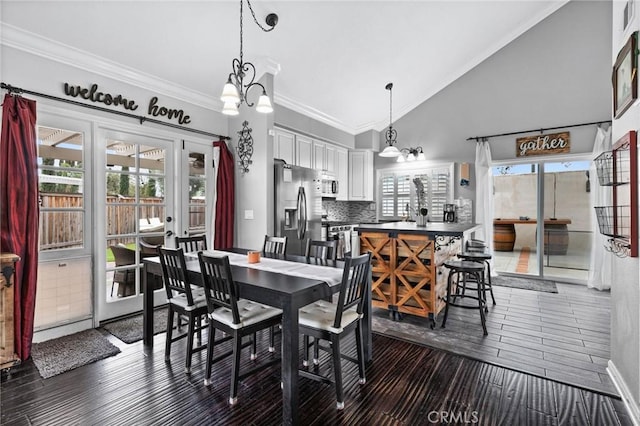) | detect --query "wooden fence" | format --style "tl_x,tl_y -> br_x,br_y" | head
39,194 -> 206,250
